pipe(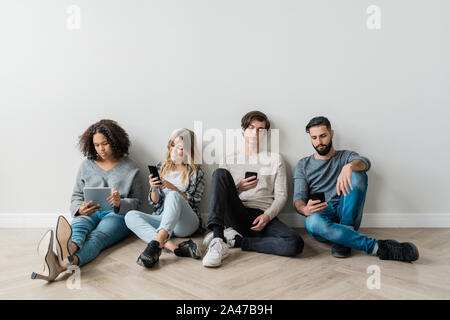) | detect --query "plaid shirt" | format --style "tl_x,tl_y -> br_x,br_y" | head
148,163 -> 206,233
